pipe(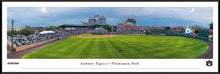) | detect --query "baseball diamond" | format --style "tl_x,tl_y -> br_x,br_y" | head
22,35 -> 208,59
